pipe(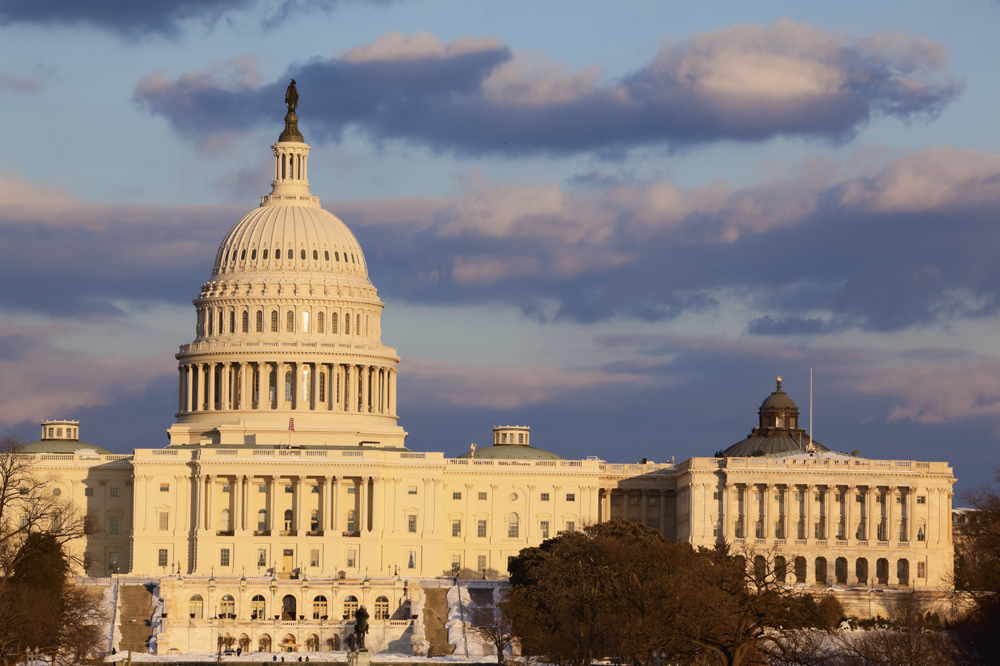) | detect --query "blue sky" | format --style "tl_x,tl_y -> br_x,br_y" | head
1,0 -> 999,493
